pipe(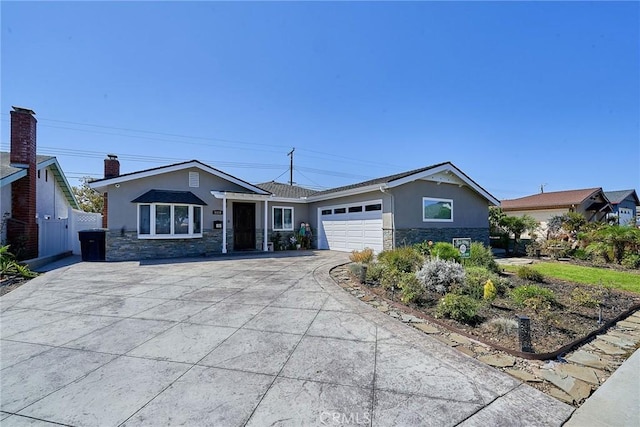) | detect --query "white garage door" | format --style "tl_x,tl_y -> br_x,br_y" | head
318,201 -> 383,253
